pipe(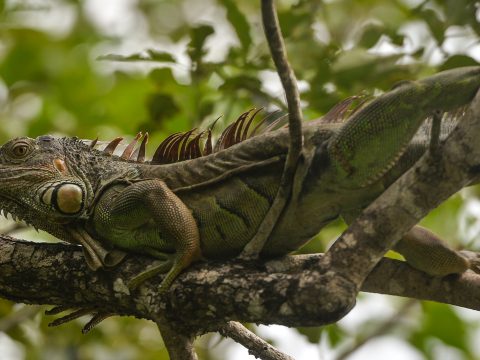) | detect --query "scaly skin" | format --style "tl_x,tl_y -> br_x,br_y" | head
0,66 -> 479,291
